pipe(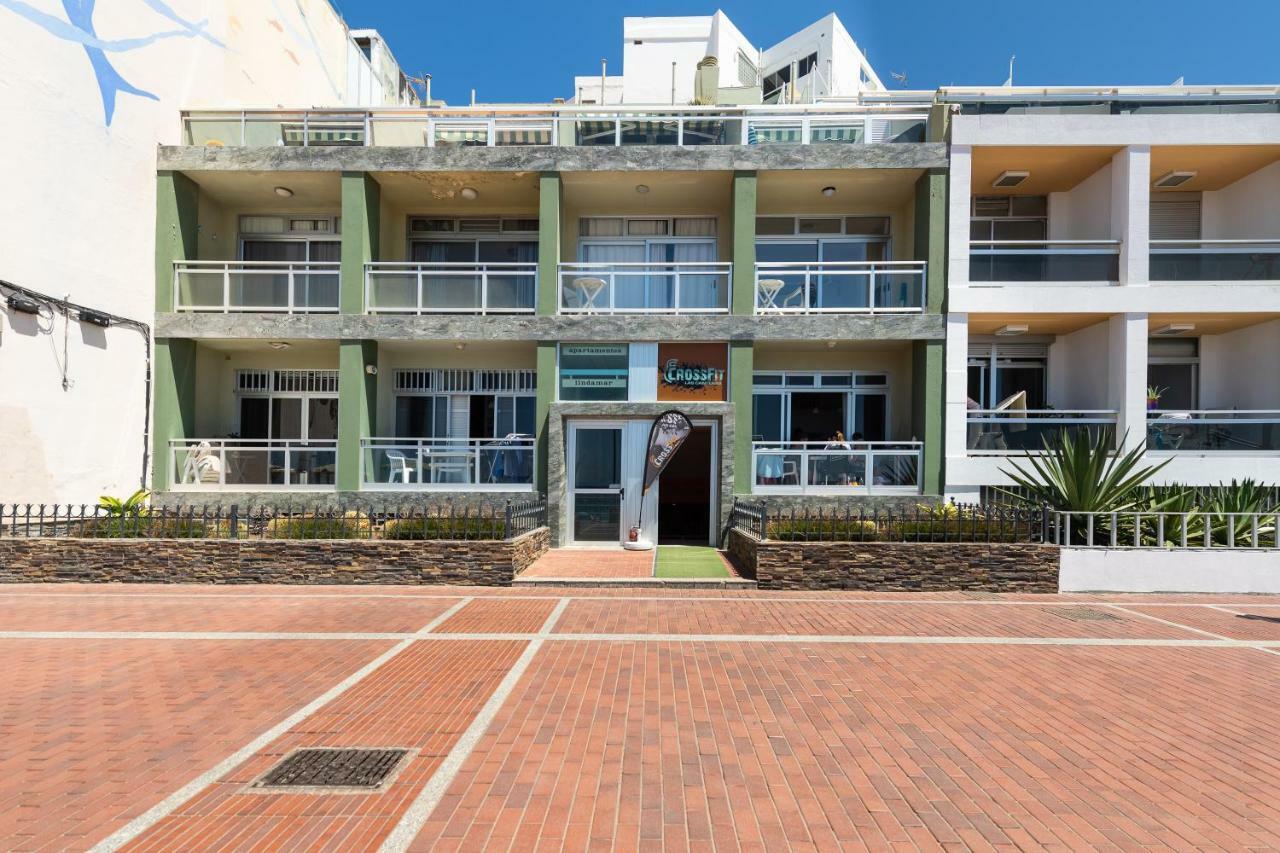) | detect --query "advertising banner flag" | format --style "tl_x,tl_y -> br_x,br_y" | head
642,410 -> 693,496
